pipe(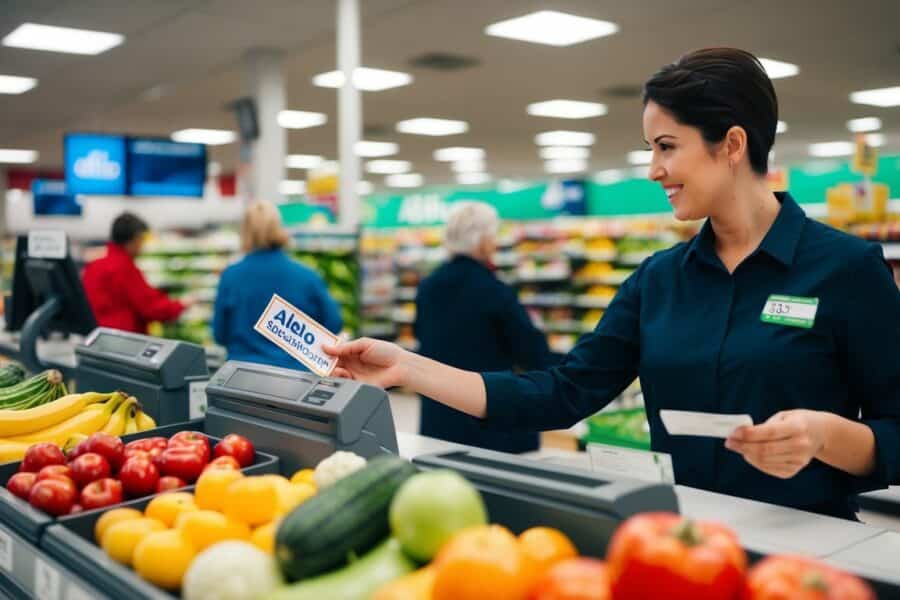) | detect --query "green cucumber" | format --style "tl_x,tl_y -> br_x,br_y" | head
0,363 -> 25,388
274,455 -> 417,581
263,538 -> 414,600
